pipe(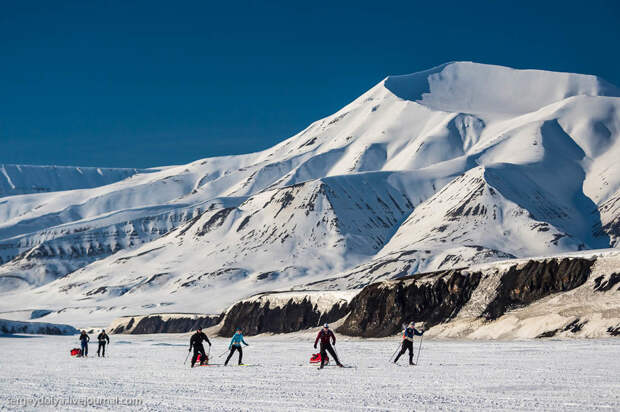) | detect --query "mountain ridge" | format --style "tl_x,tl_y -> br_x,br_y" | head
0,61 -> 618,326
